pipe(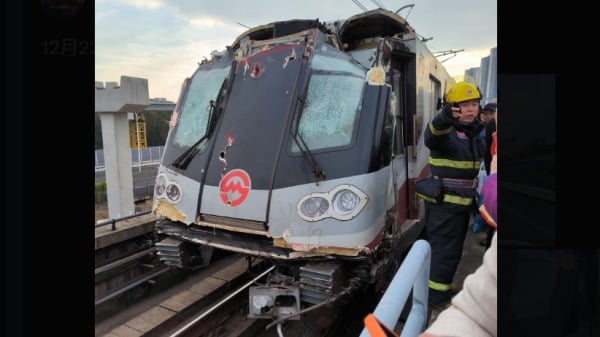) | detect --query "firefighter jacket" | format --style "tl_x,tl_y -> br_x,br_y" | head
424,109 -> 486,206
